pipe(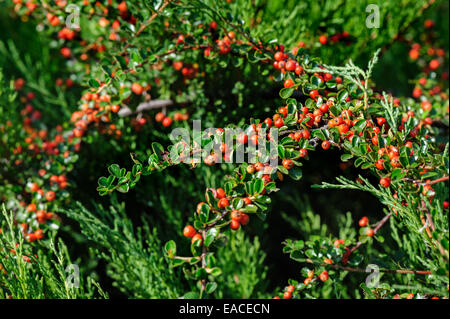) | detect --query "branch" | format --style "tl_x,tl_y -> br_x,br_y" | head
420,200 -> 449,260
118,99 -> 174,117
350,212 -> 392,254
305,259 -> 431,275
404,176 -> 449,186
